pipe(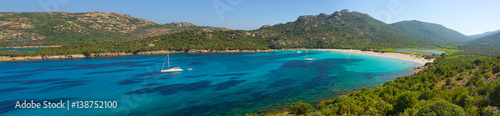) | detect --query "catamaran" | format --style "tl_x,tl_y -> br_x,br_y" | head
161,51 -> 183,73
304,50 -> 314,61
